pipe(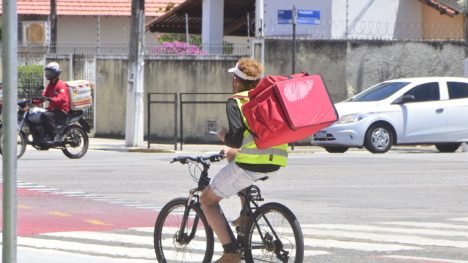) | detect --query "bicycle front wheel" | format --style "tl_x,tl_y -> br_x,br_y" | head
0,130 -> 27,159
154,197 -> 214,263
244,202 -> 304,263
